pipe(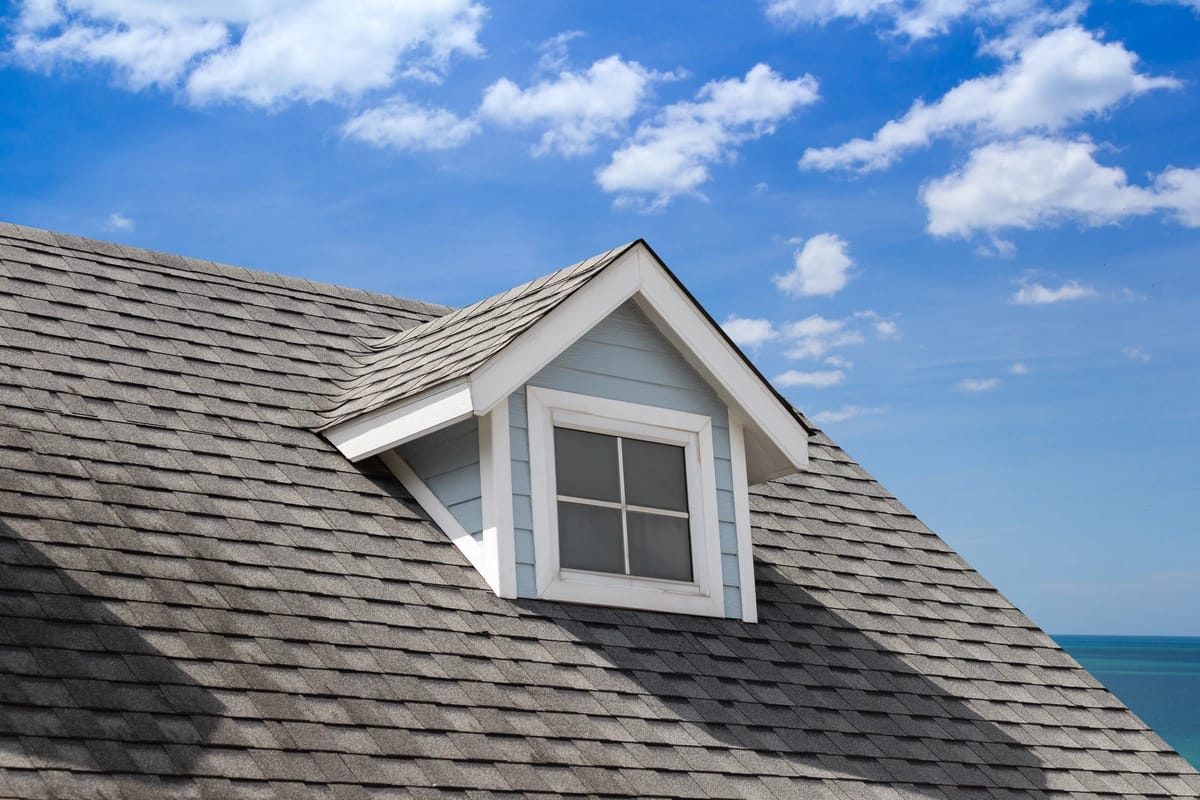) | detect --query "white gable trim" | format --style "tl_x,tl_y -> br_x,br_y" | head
328,380 -> 473,462
324,242 -> 807,481
468,248 -> 643,415
629,257 -> 808,482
